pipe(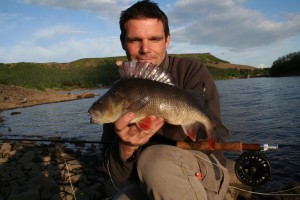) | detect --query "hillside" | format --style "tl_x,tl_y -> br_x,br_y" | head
60,53 -> 257,71
169,53 -> 255,70
208,62 -> 255,70
0,53 -> 266,91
